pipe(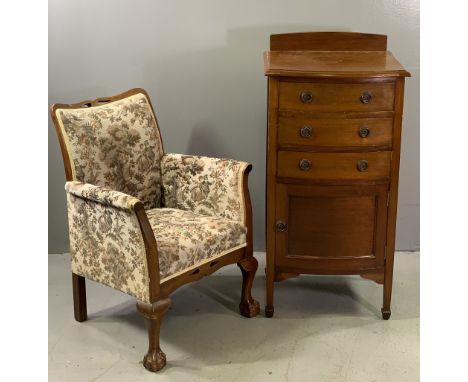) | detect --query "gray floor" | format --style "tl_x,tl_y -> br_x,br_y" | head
49,252 -> 419,382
